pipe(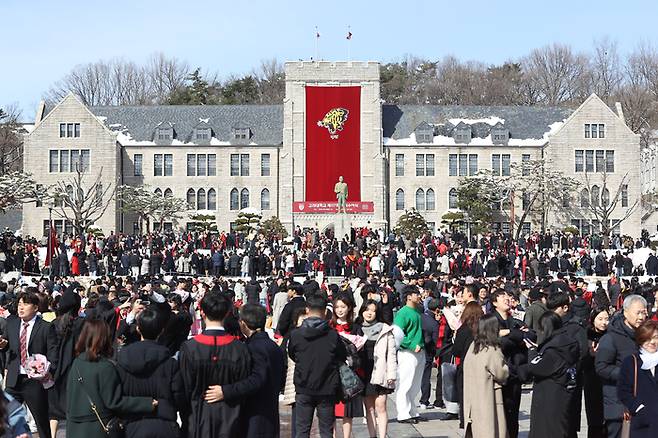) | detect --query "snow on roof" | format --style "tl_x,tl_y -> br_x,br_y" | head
448,116 -> 505,126
199,118 -> 210,123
